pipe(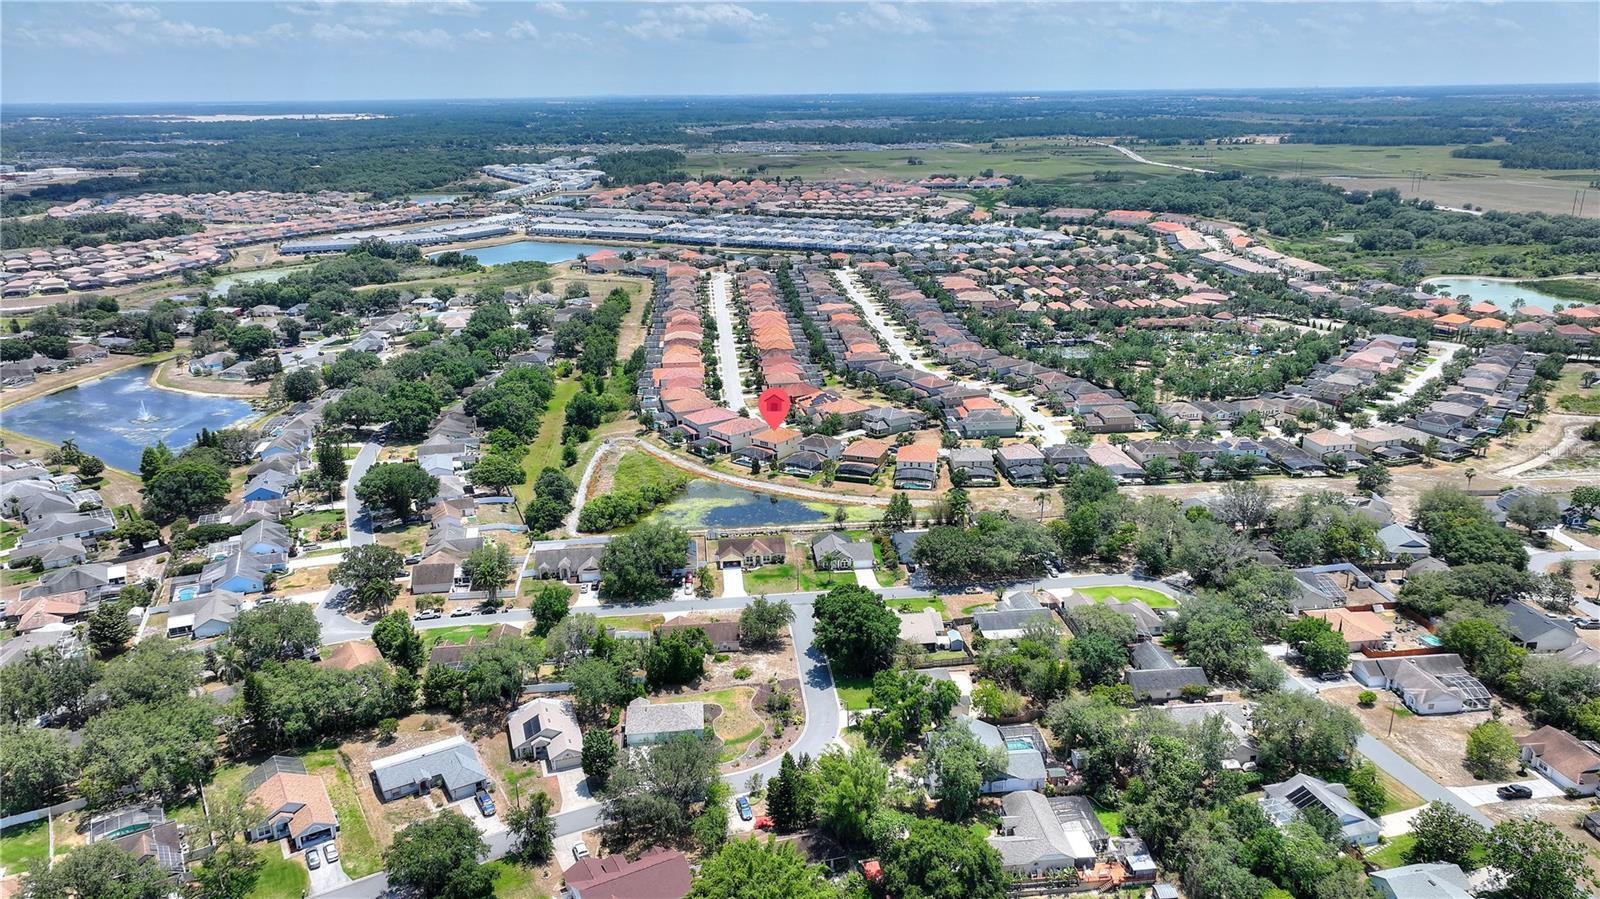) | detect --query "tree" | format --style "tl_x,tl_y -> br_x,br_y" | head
0,725 -> 75,815
811,585 -> 900,677
79,697 -> 219,806
315,434 -> 347,483
582,728 -> 618,790
1507,492 -> 1562,533
1250,690 -> 1363,777
384,810 -> 492,899
1214,480 -> 1273,533
355,462 -> 438,520
765,752 -> 814,834
1406,801 -> 1486,870
687,837 -> 836,899
372,610 -> 425,672
77,455 -> 105,479
739,594 -> 794,647
505,791 -> 555,866
1168,597 -> 1265,684
384,381 -> 443,440
469,454 -> 525,494
813,746 -> 887,847
20,842 -> 173,899
923,719 -> 1006,821
227,325 -> 274,357
569,657 -> 630,724
141,460 -> 229,523
1282,617 -> 1351,676
139,441 -> 173,482
114,518 -> 161,552
462,541 -> 514,607
1484,818 -> 1598,899
600,733 -> 722,853
282,367 -> 322,403
227,602 -> 320,667
1356,464 -> 1391,495
331,544 -> 406,611
1067,633 -> 1128,688
191,839 -> 263,899
99,638 -> 199,709
86,603 -> 134,658
882,491 -> 915,532
877,817 -> 1009,899
646,628 -> 711,688
599,521 -> 691,601
530,583 -> 571,637
1465,719 -> 1520,780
